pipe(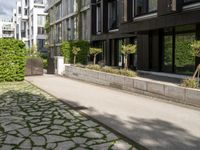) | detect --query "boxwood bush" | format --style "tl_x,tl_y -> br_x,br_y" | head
0,38 -> 26,82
